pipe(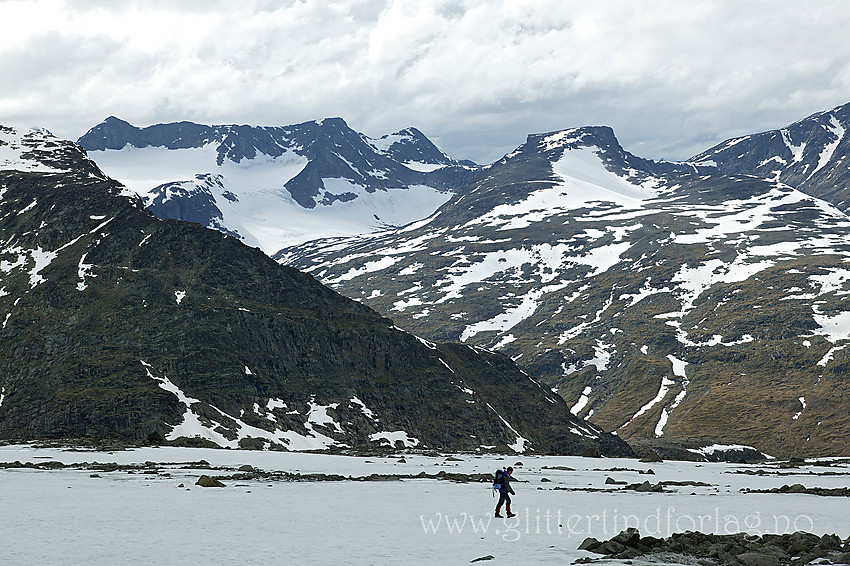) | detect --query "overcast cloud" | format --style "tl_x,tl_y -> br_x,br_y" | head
3,0 -> 850,163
